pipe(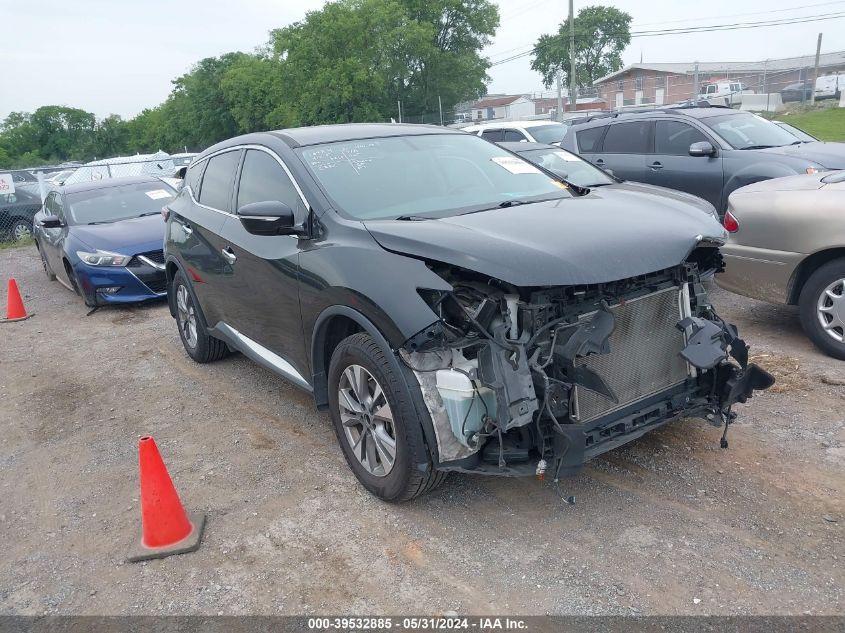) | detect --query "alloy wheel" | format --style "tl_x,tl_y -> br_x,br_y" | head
176,284 -> 198,349
816,278 -> 845,343
12,222 -> 31,241
337,364 -> 397,477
